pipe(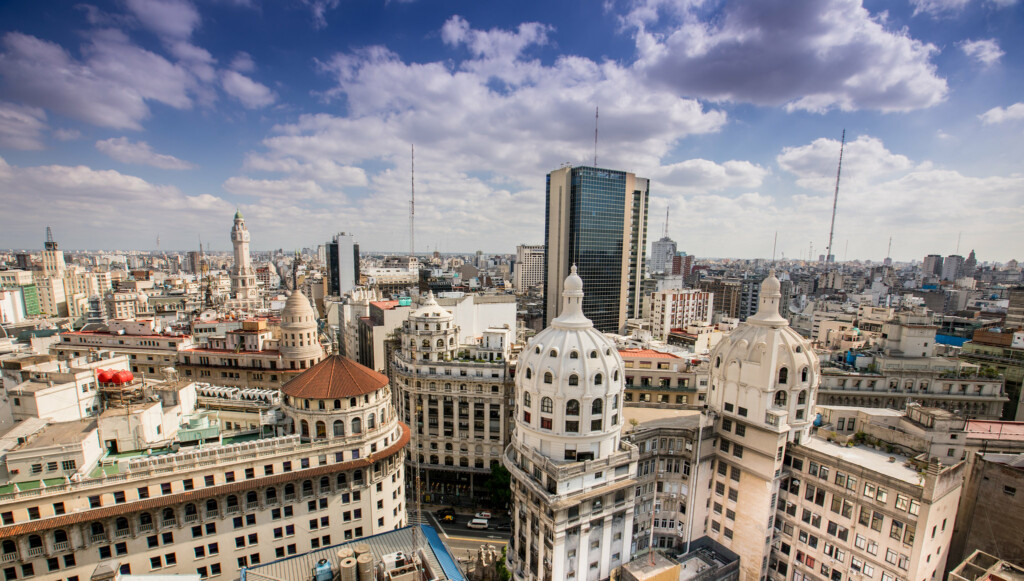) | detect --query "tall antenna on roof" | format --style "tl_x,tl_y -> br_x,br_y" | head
825,129 -> 845,270
772,231 -> 778,264
664,206 -> 669,238
410,144 -> 415,262
594,107 -> 599,167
